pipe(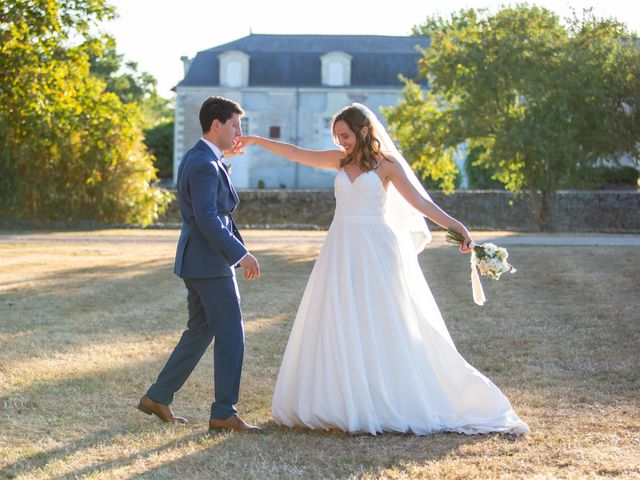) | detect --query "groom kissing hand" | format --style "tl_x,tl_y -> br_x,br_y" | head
137,96 -> 261,433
